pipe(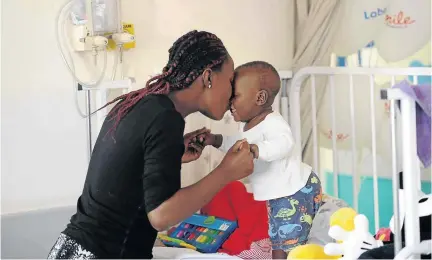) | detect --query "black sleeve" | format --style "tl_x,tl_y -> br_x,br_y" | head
142,110 -> 185,214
